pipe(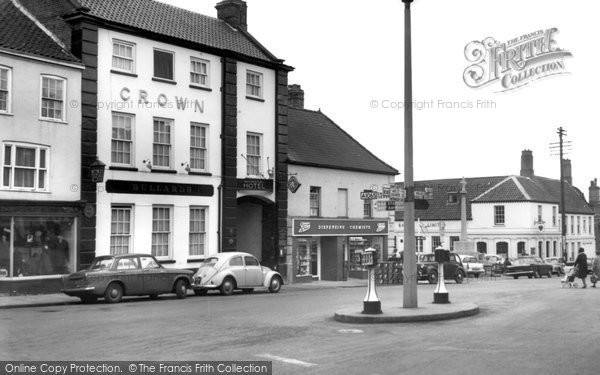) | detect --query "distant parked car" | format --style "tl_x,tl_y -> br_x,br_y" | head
543,257 -> 565,275
483,255 -> 502,265
61,254 -> 193,303
417,253 -> 466,284
505,256 -> 553,279
456,254 -> 485,278
192,252 -> 283,296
